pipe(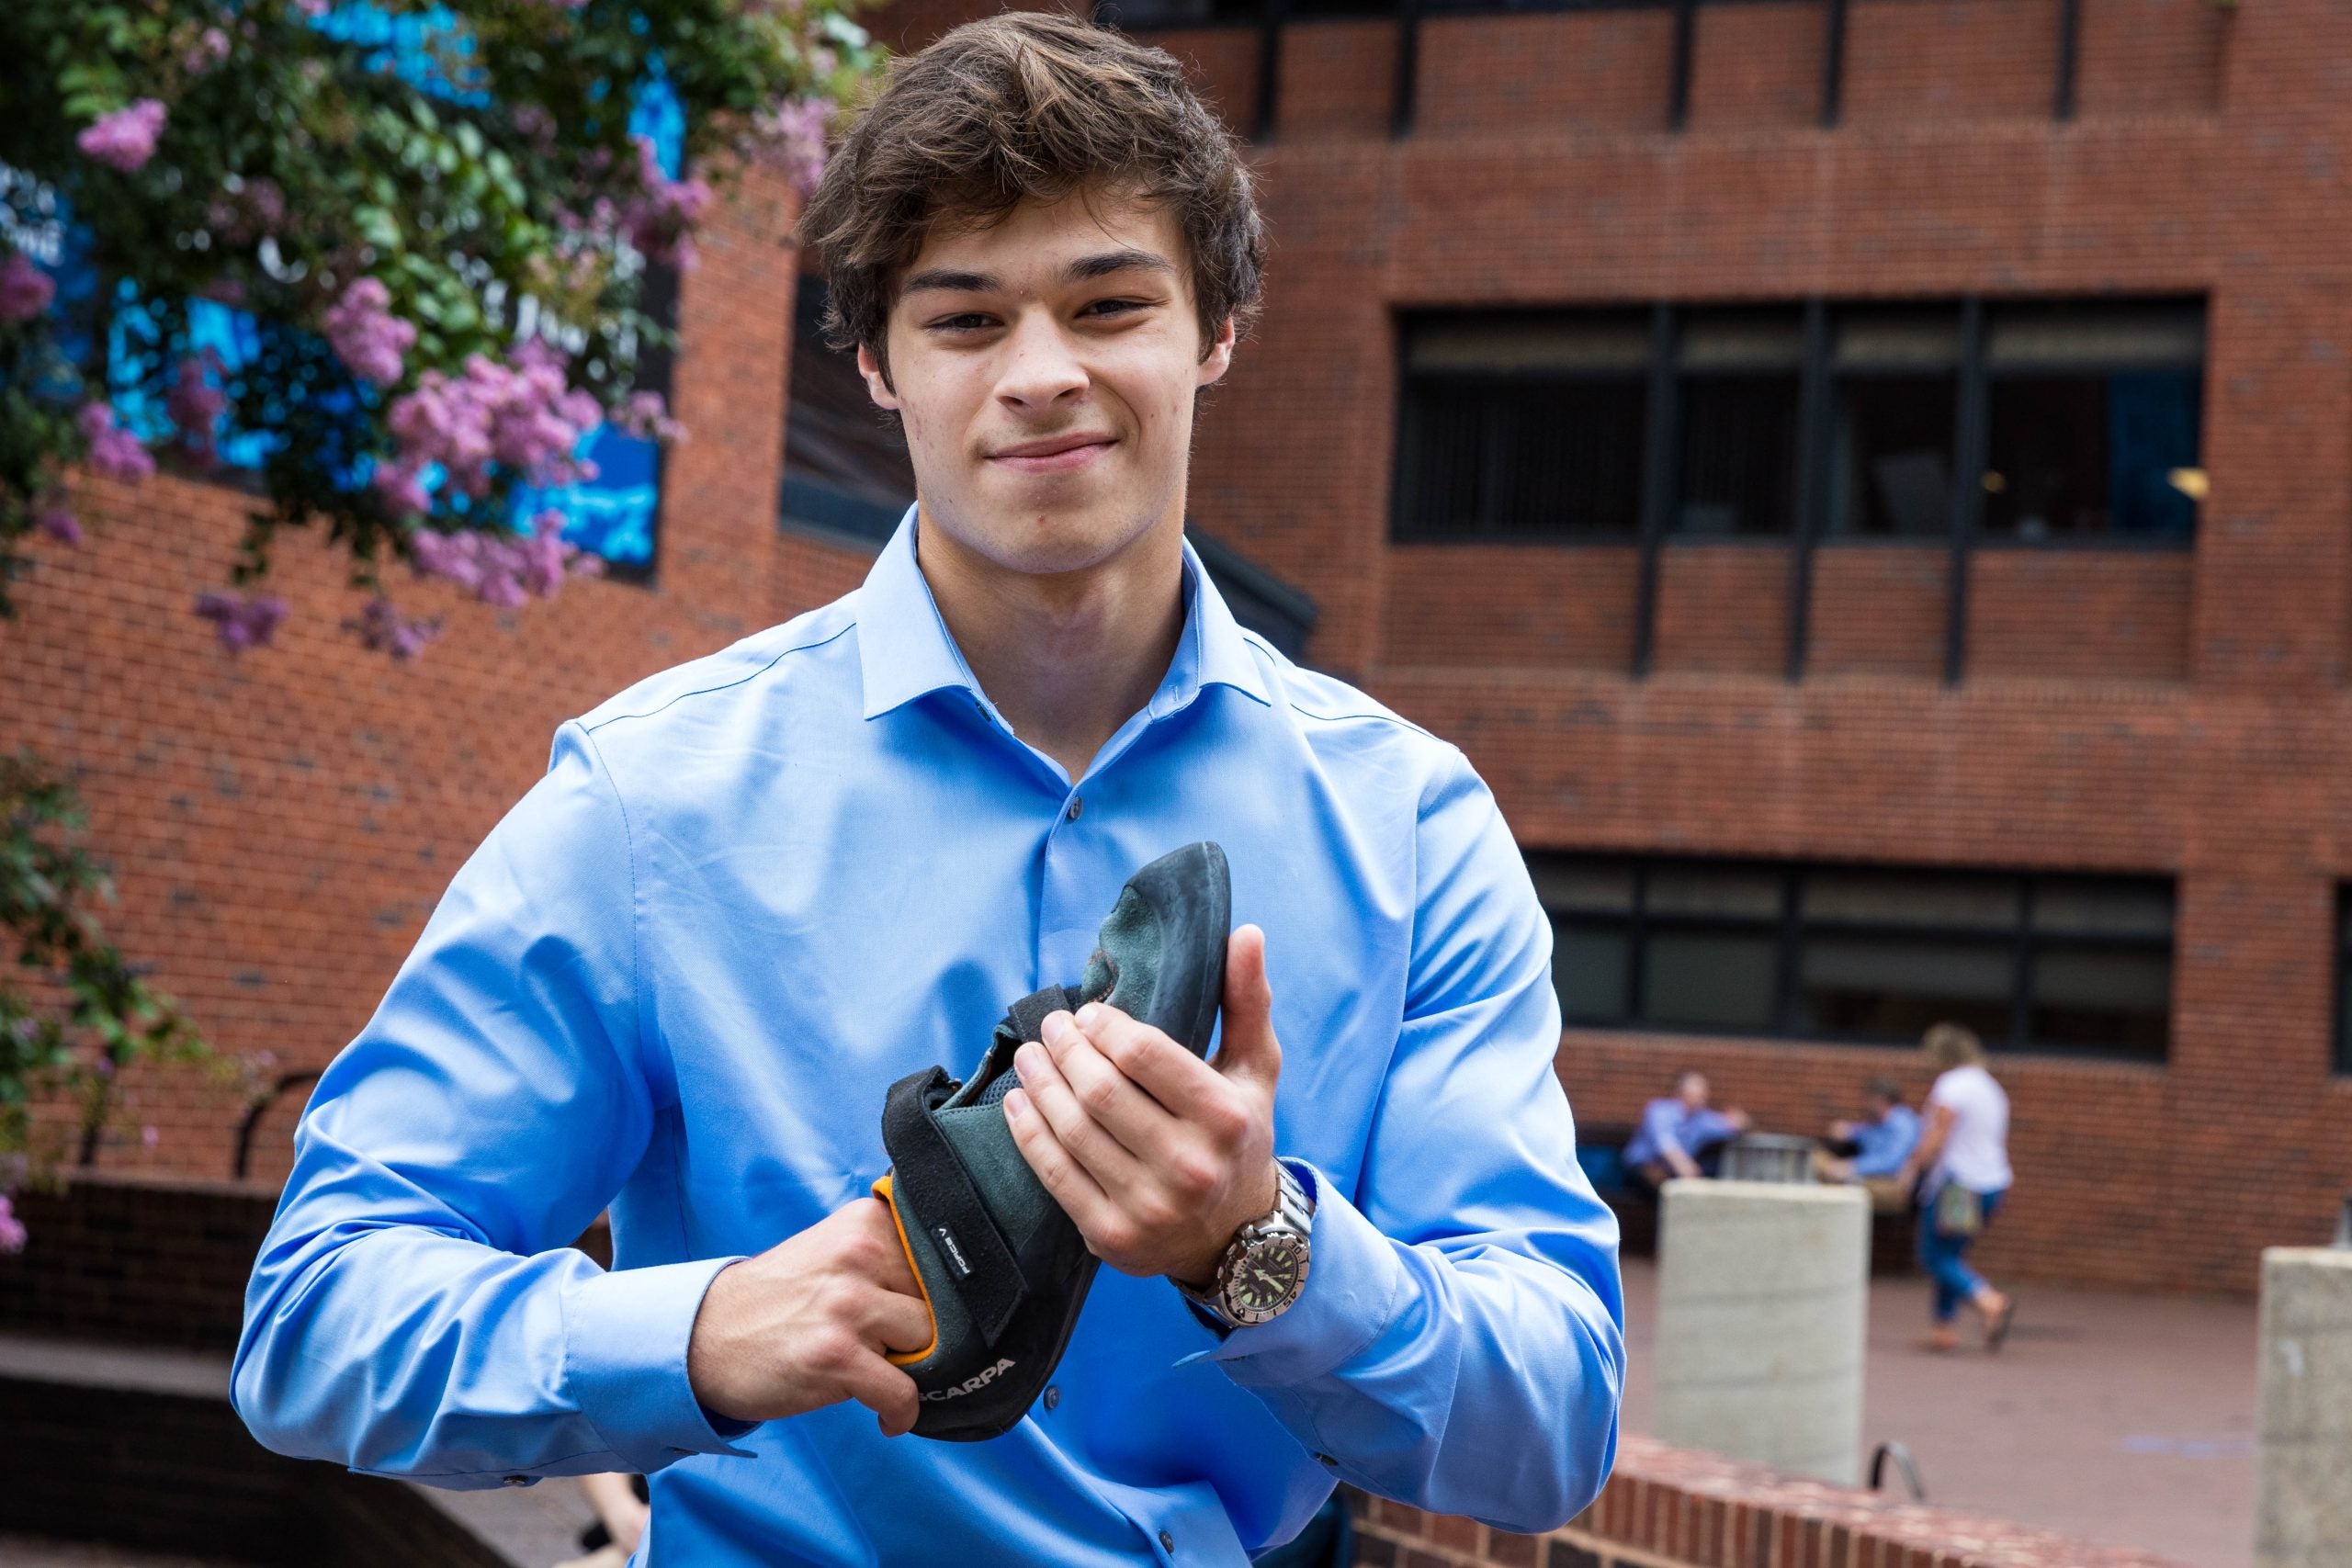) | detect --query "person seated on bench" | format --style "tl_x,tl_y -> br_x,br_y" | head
1623,1072 -> 1750,1191
1814,1077 -> 1921,1208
